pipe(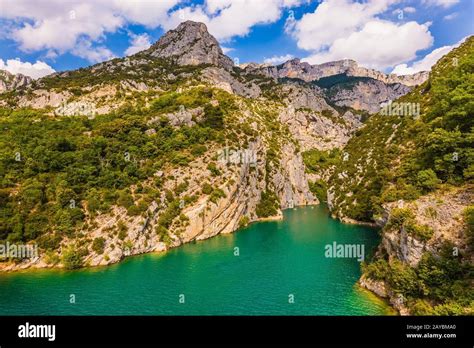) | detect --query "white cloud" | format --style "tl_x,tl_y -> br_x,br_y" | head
391,37 -> 465,75
303,20 -> 433,70
164,0 -> 308,42
443,12 -> 458,20
289,0 -> 398,51
264,54 -> 294,65
71,40 -> 115,64
422,0 -> 459,8
113,0 -> 181,27
221,46 -> 235,54
0,0 -> 307,61
5,1 -> 124,55
287,0 -> 436,70
125,33 -> 152,56
0,58 -> 55,79
0,0 -> 180,61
